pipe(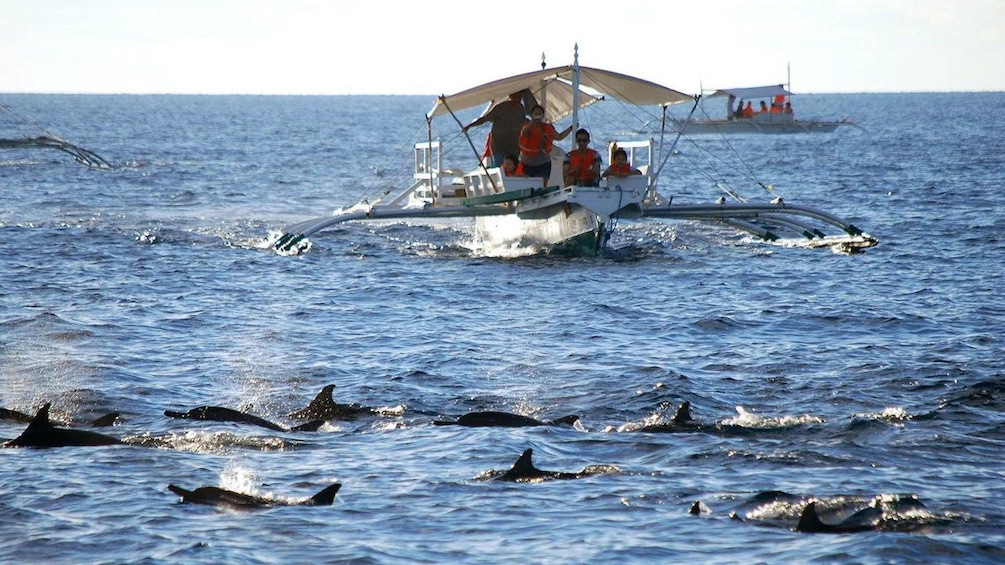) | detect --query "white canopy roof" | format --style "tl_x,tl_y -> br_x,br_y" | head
428,65 -> 691,120
707,85 -> 792,100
